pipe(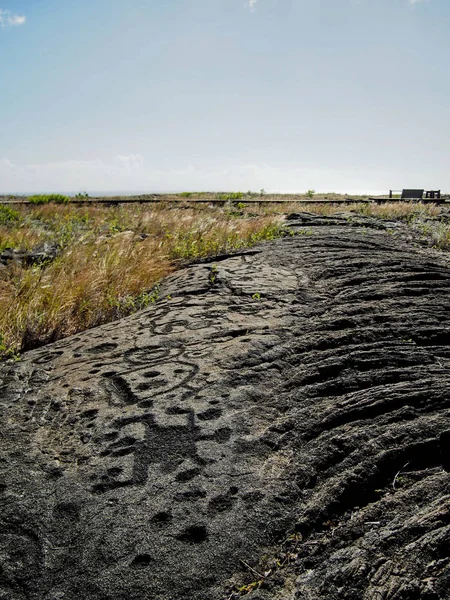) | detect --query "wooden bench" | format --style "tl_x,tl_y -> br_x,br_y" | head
400,189 -> 424,200
388,189 -> 424,199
